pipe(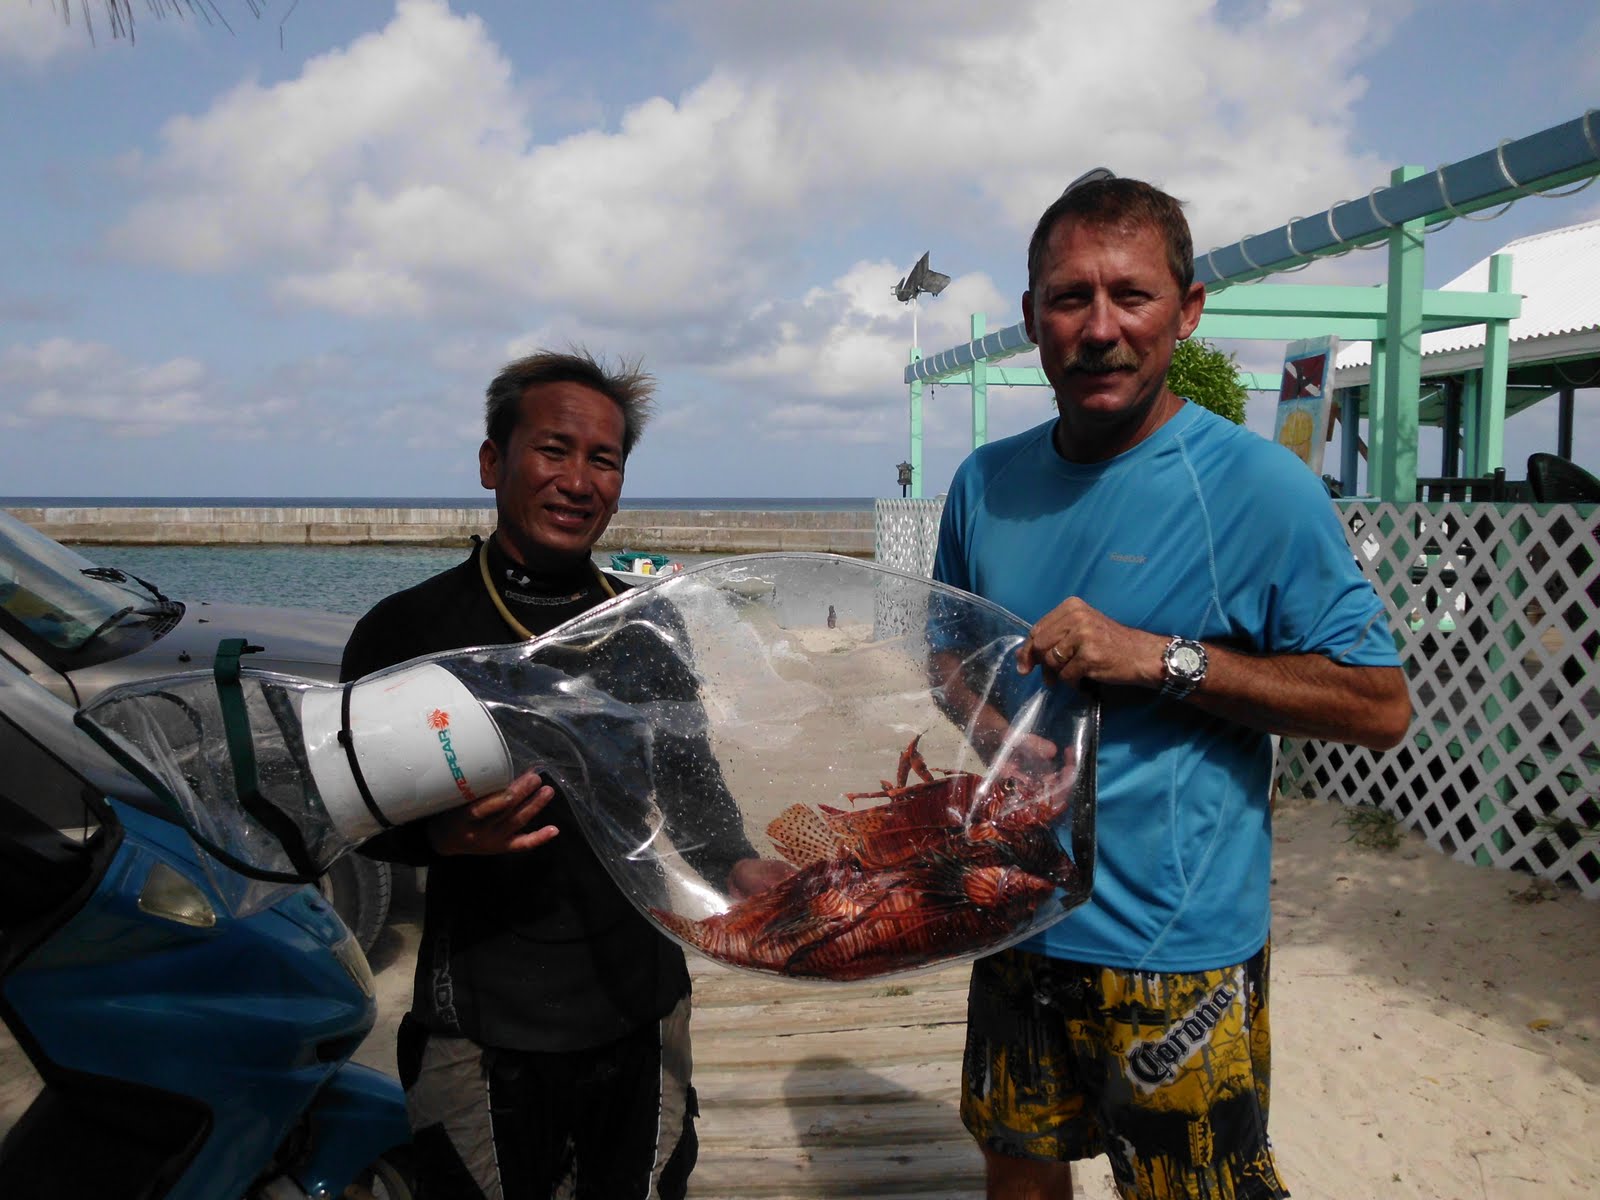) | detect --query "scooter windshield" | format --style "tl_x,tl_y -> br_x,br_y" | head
78,554 -> 1097,981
